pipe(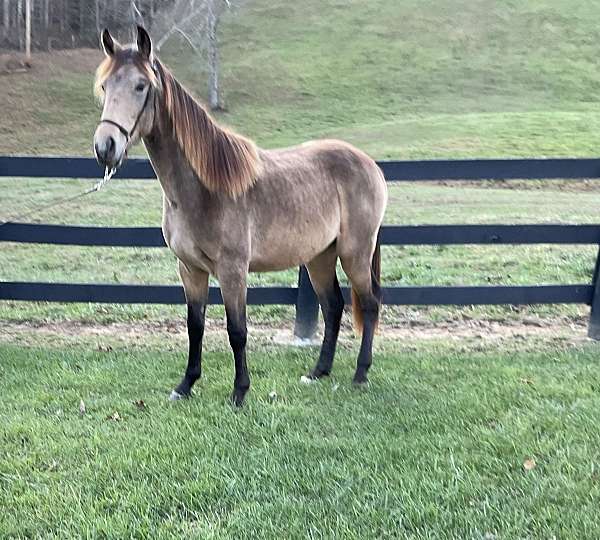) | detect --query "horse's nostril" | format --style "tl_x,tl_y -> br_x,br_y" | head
95,137 -> 115,165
